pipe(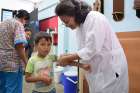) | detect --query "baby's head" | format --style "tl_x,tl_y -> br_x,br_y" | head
34,32 -> 52,58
